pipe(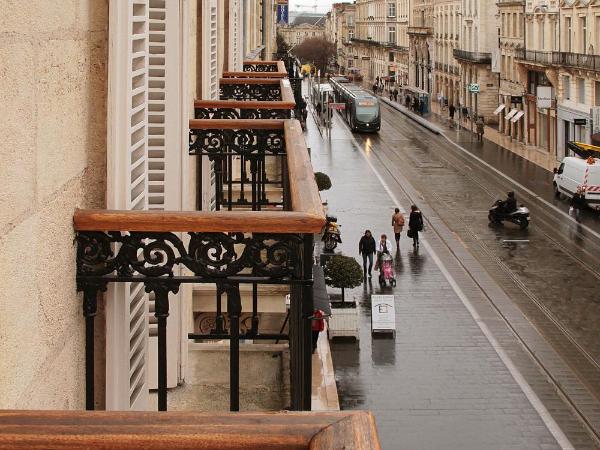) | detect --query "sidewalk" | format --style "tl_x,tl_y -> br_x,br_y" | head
304,114 -> 571,449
